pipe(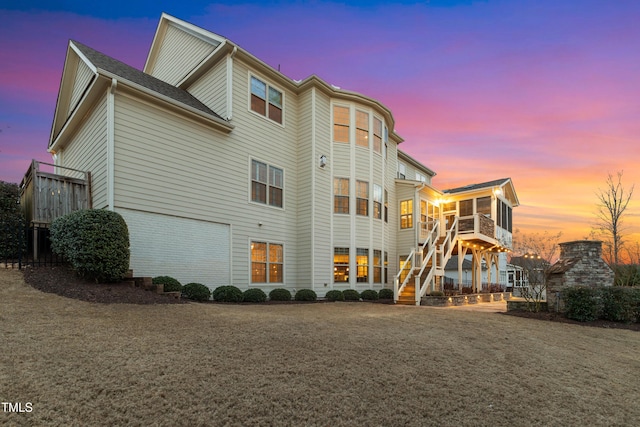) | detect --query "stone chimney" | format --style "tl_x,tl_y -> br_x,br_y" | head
546,240 -> 614,312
